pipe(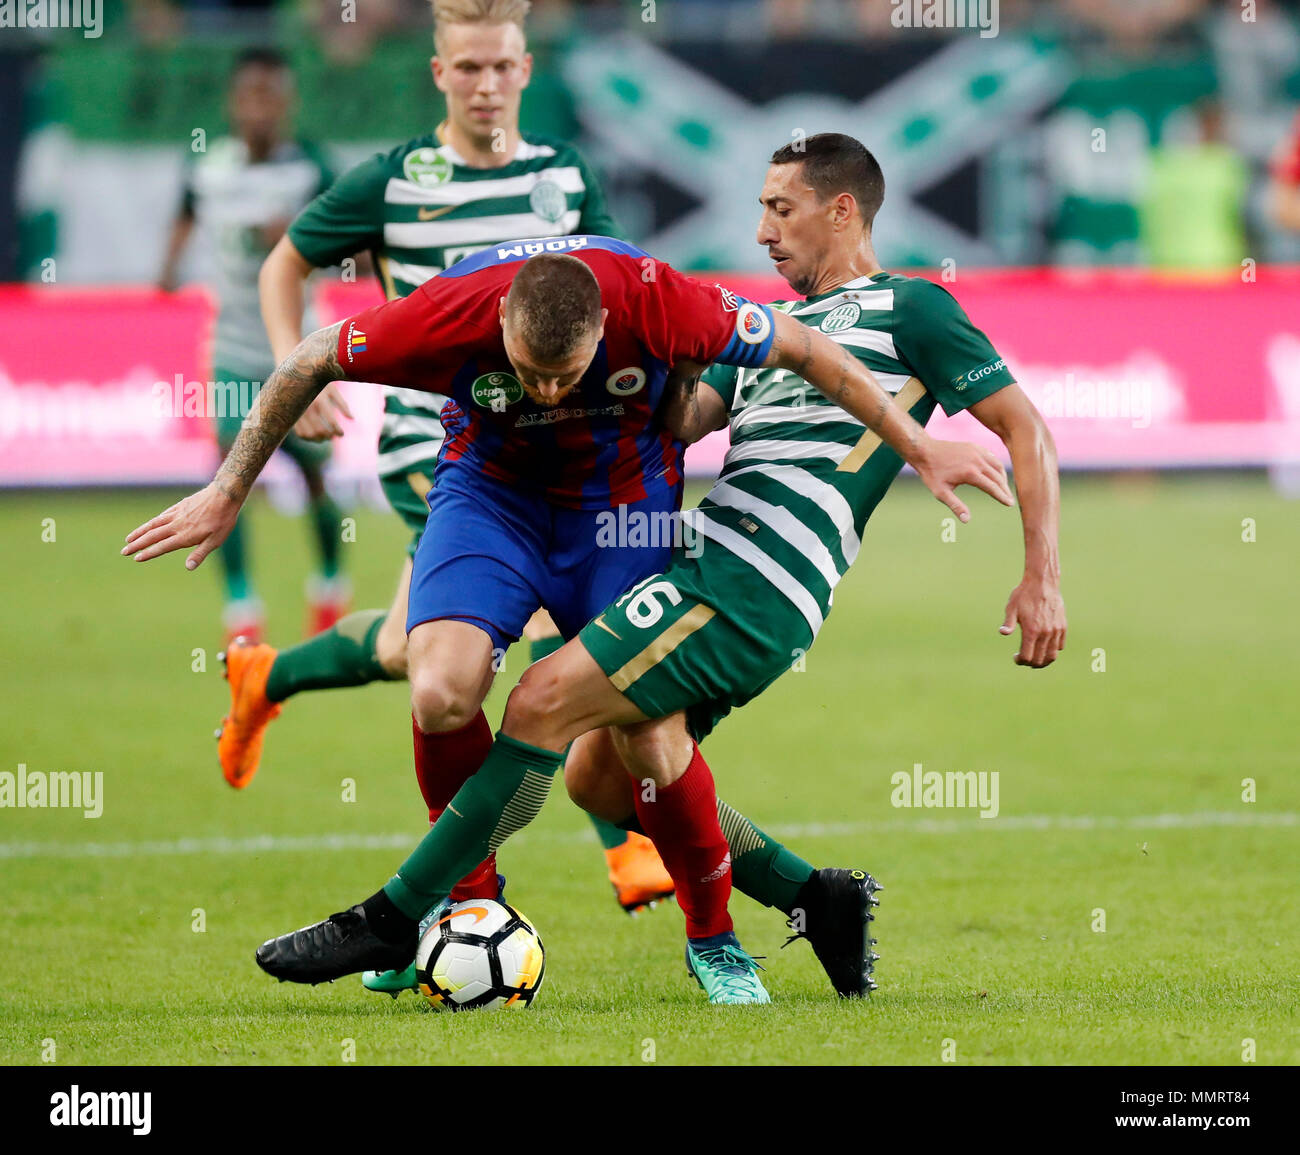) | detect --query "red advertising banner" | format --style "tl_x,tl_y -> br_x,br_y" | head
920,269 -> 1300,471
3,271 -> 1298,488
0,287 -> 213,487
314,268 -> 1300,478
0,286 -> 384,488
